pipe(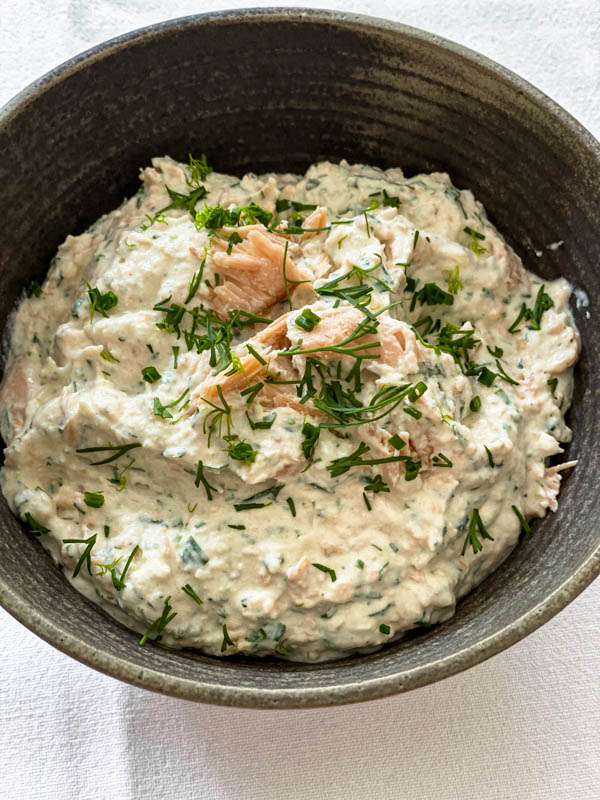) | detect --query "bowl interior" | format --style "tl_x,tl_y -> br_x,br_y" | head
0,9 -> 598,707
